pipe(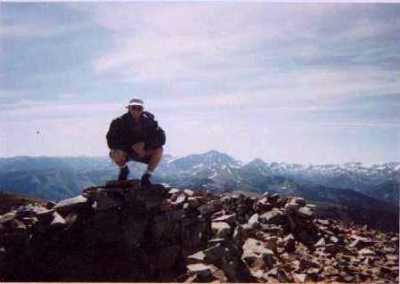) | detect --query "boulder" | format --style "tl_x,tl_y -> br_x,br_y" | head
198,200 -> 223,216
187,263 -> 216,282
259,209 -> 286,225
242,238 -> 275,269
296,206 -> 314,219
54,195 -> 89,214
212,214 -> 237,226
211,222 -> 232,238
